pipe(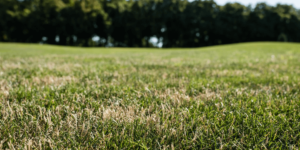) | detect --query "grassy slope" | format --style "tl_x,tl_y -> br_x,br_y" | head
0,42 -> 300,149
